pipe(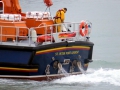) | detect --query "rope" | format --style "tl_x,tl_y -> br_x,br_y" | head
41,6 -> 48,19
